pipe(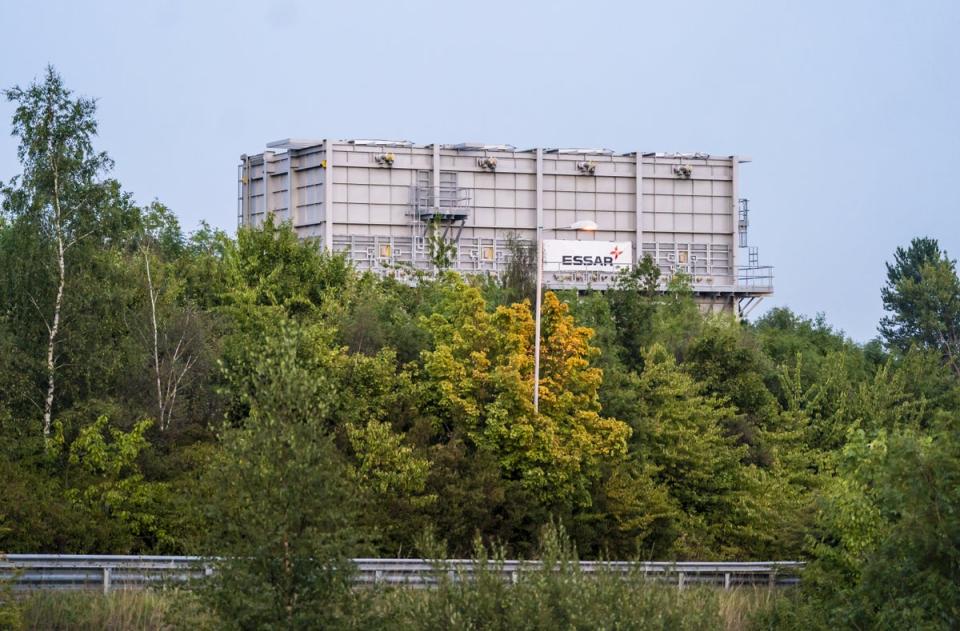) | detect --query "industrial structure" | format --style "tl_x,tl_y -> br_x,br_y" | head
238,139 -> 773,315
